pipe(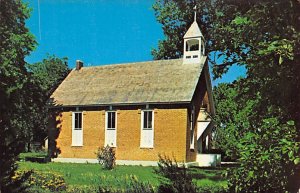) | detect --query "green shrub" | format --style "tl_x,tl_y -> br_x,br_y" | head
155,154 -> 198,193
96,145 -> 116,170
227,119 -> 300,192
